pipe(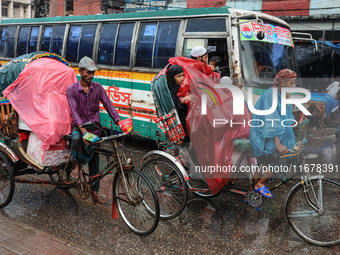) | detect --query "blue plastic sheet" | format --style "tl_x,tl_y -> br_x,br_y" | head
317,41 -> 340,55
310,92 -> 338,118
249,88 -> 297,157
